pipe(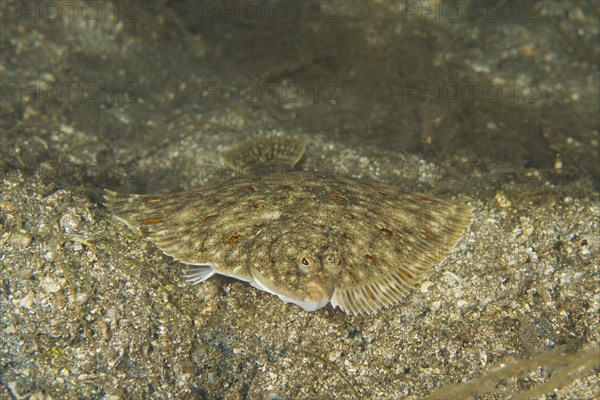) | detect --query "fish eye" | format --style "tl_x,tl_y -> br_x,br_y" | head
297,253 -> 316,274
